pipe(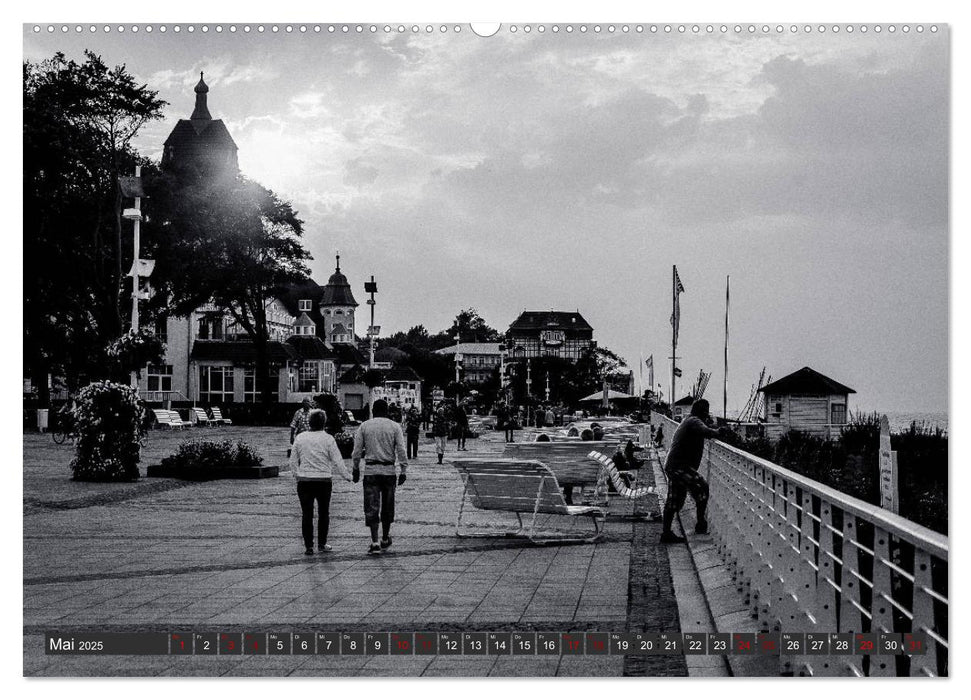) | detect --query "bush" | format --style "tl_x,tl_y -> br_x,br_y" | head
70,380 -> 146,482
161,440 -> 263,472
106,329 -> 165,378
